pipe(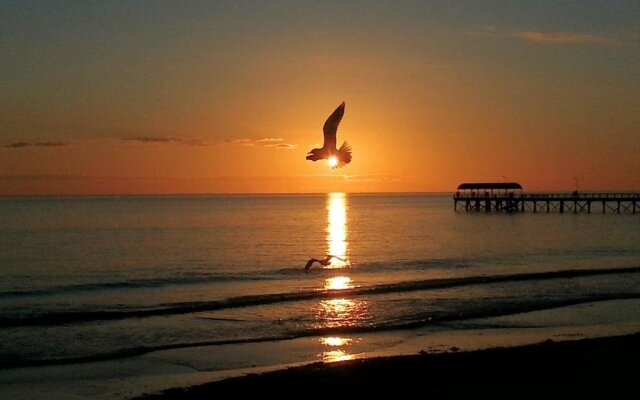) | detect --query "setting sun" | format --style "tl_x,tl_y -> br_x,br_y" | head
327,156 -> 338,168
